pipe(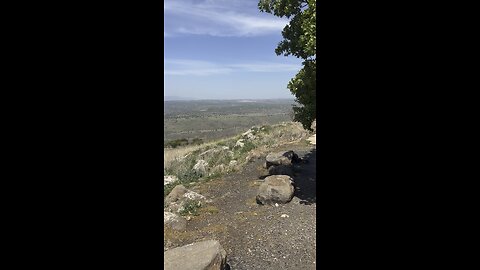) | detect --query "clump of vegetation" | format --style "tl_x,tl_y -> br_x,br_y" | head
234,140 -> 256,157
165,138 -> 189,148
179,200 -> 202,216
191,138 -> 203,145
165,137 -> 204,148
